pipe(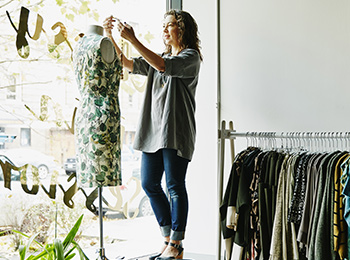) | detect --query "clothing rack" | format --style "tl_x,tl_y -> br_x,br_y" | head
216,120 -> 350,260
